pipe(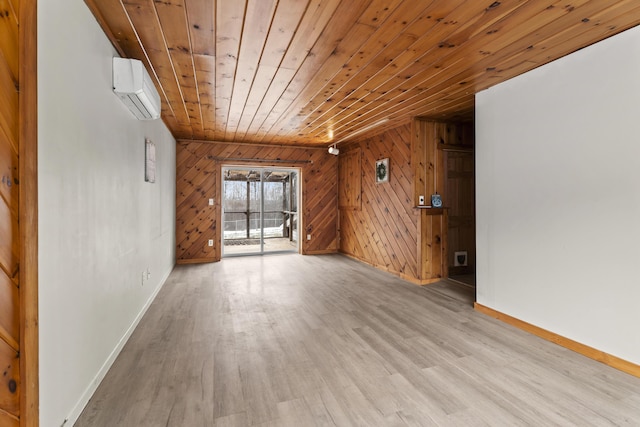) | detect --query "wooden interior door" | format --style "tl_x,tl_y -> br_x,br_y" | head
444,149 -> 476,278
1,0 -> 38,425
